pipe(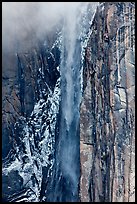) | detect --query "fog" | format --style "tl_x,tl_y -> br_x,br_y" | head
2,2 -> 83,52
